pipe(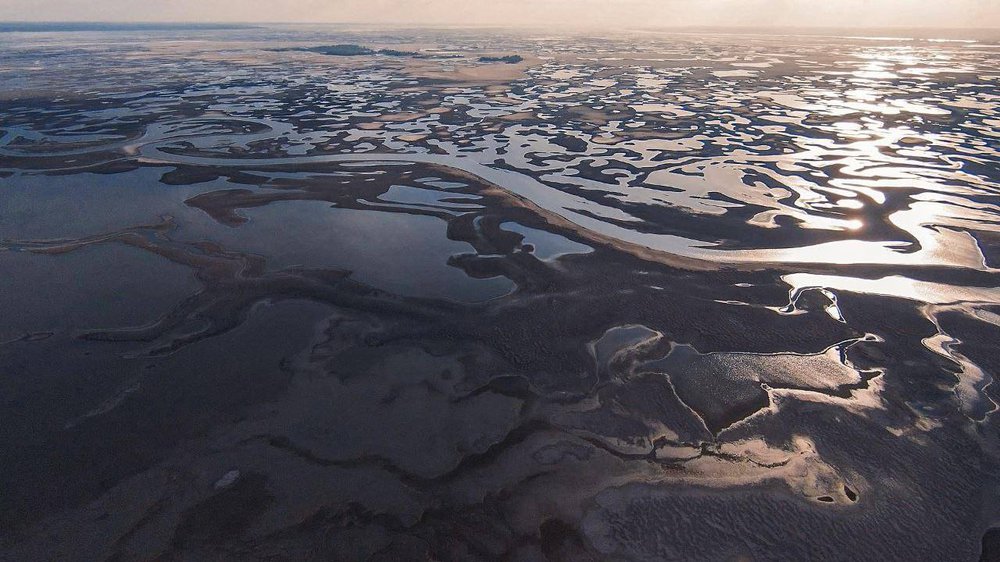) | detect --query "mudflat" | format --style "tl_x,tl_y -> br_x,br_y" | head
1,24 -> 999,561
